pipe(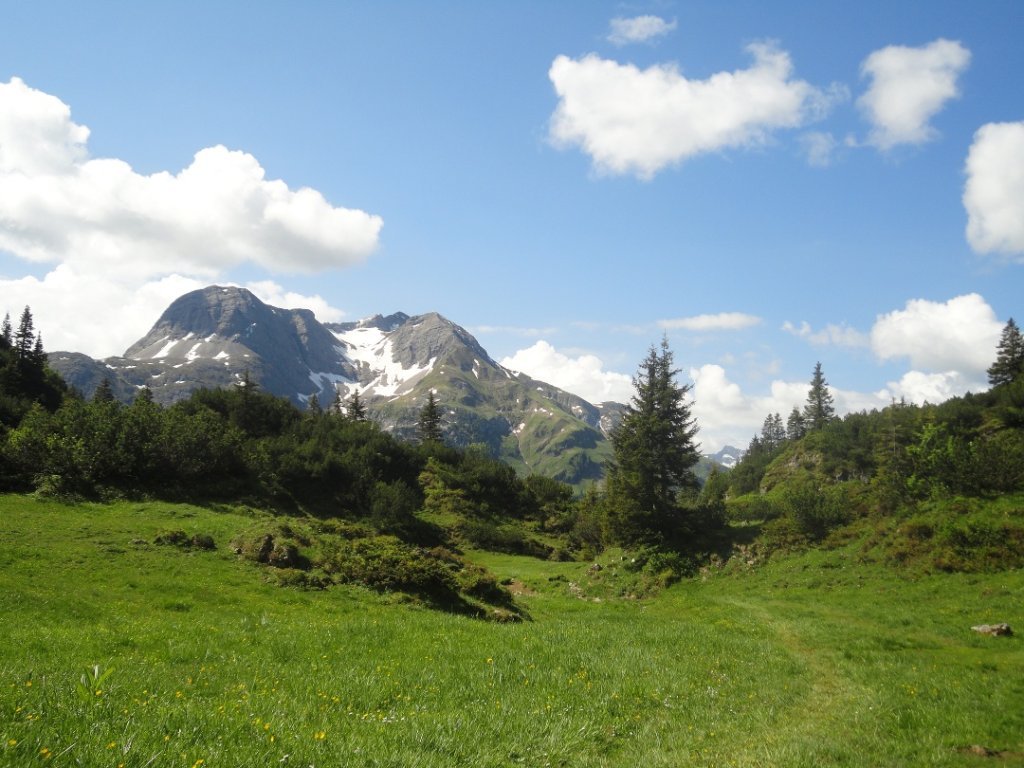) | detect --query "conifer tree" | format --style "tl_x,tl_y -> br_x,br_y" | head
1,313 -> 11,348
236,369 -> 258,394
760,412 -> 785,450
307,393 -> 322,415
32,334 -> 45,365
417,391 -> 444,444
606,338 -> 700,543
331,389 -> 344,416
786,406 -> 805,440
93,378 -> 115,403
987,318 -> 1024,387
346,390 -> 367,421
14,306 -> 35,361
802,362 -> 835,431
